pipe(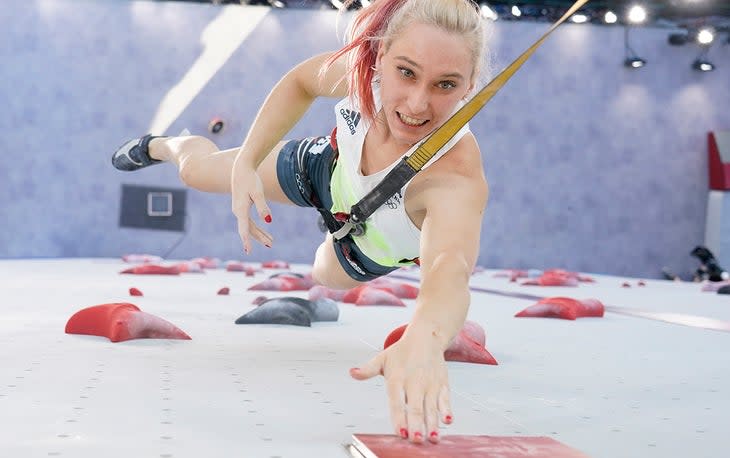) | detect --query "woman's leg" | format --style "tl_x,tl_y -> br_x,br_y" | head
312,234 -> 365,290
147,134 -> 374,290
148,135 -> 293,205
